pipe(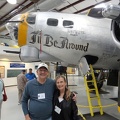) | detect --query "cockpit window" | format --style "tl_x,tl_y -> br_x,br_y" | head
47,18 -> 58,26
63,20 -> 74,28
27,14 -> 36,24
